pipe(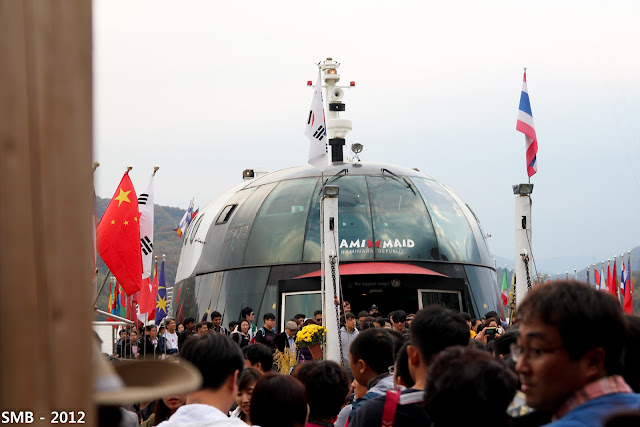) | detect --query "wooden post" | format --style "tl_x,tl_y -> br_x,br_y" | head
0,0 -> 93,421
